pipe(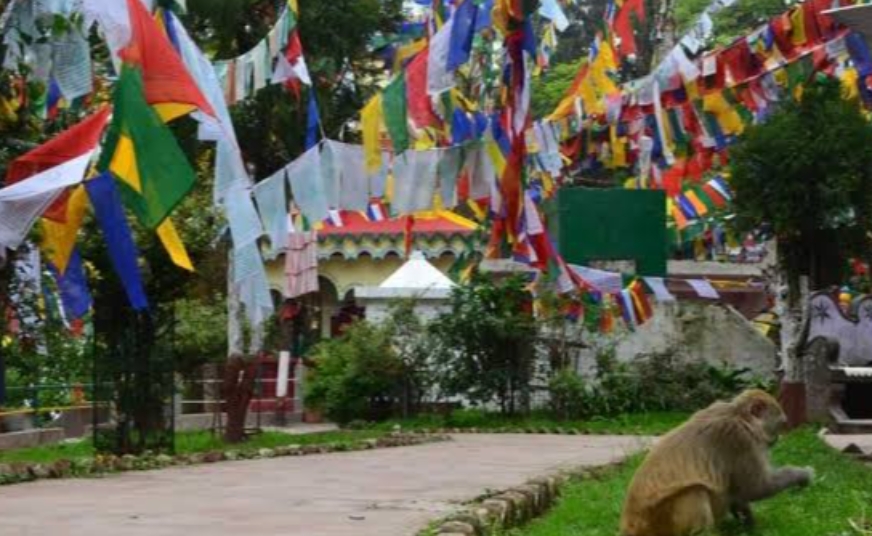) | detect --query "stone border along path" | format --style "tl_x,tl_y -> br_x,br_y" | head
0,433 -> 652,536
